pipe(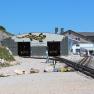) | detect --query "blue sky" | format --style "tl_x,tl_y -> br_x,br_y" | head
0,0 -> 94,34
